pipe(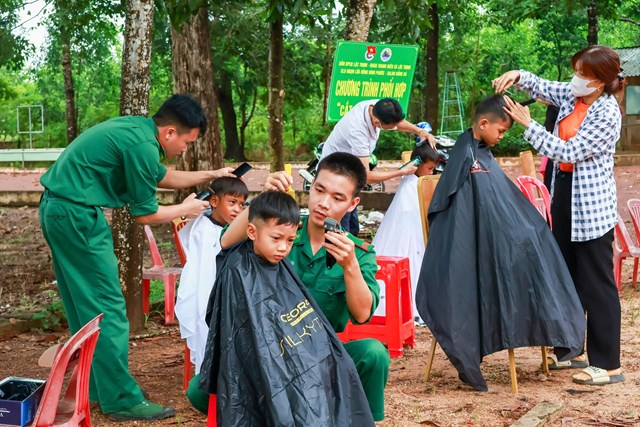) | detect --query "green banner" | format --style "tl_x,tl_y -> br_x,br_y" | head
326,41 -> 419,122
